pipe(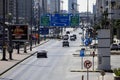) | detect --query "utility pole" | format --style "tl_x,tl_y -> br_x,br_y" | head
87,0 -> 89,25
1,0 -> 7,61
30,0 -> 33,51
37,1 -> 40,44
